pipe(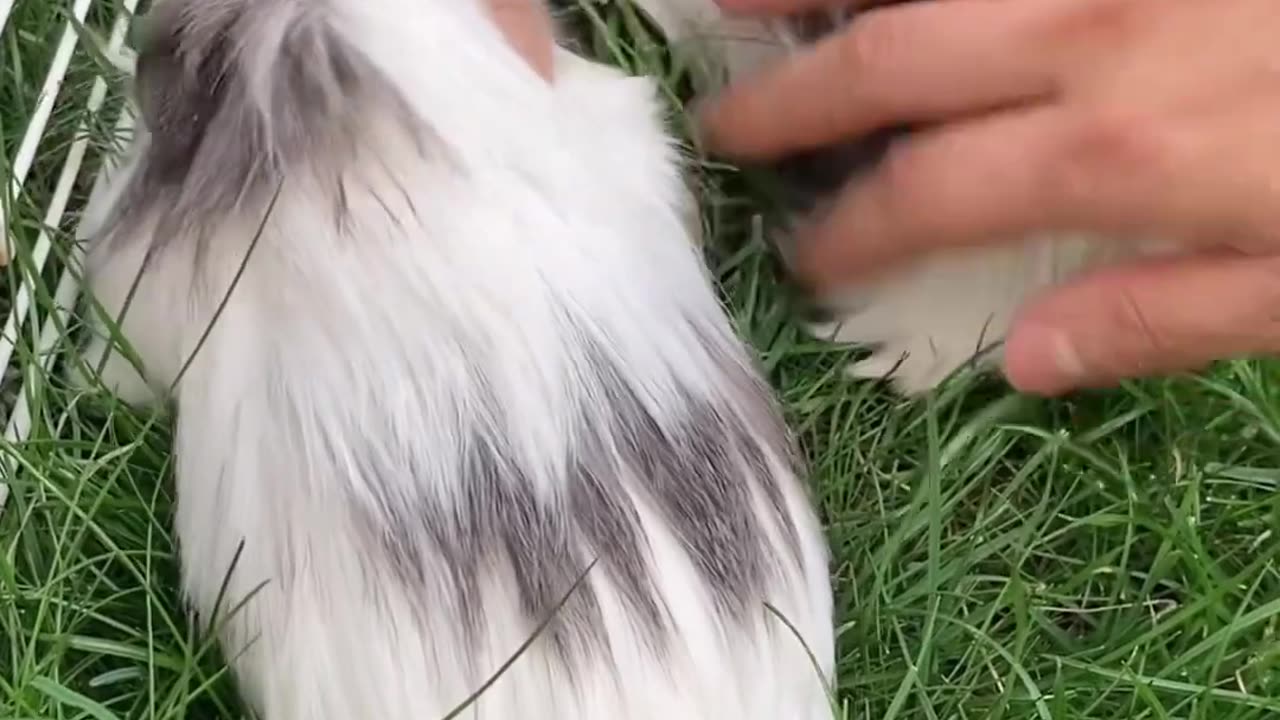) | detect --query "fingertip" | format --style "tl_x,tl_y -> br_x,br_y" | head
1002,322 -> 1088,396
786,234 -> 830,294
691,86 -> 768,159
788,203 -> 862,292
792,177 -> 906,289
